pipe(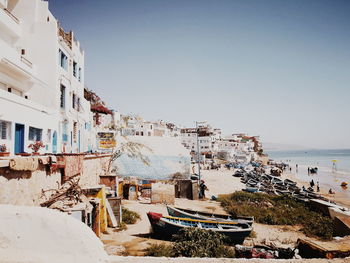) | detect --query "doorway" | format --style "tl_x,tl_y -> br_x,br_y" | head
15,123 -> 25,154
